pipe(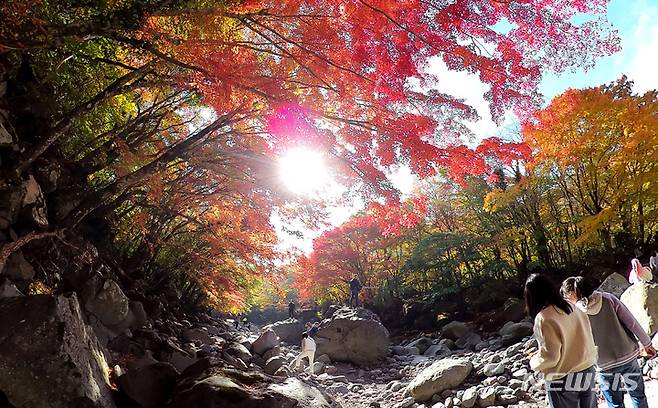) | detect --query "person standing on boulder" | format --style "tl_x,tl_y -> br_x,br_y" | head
525,273 -> 598,408
347,275 -> 362,307
561,276 -> 656,408
288,300 -> 296,319
292,332 -> 316,375
629,258 -> 652,284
